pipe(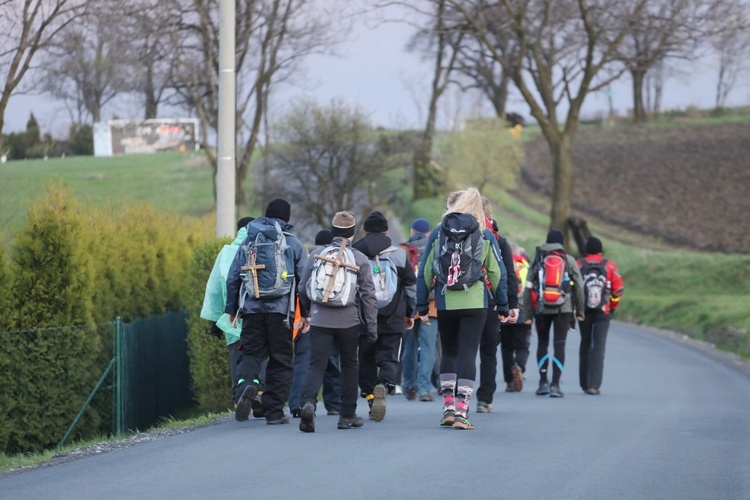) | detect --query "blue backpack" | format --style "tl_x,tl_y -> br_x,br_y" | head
370,247 -> 399,310
239,220 -> 295,308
